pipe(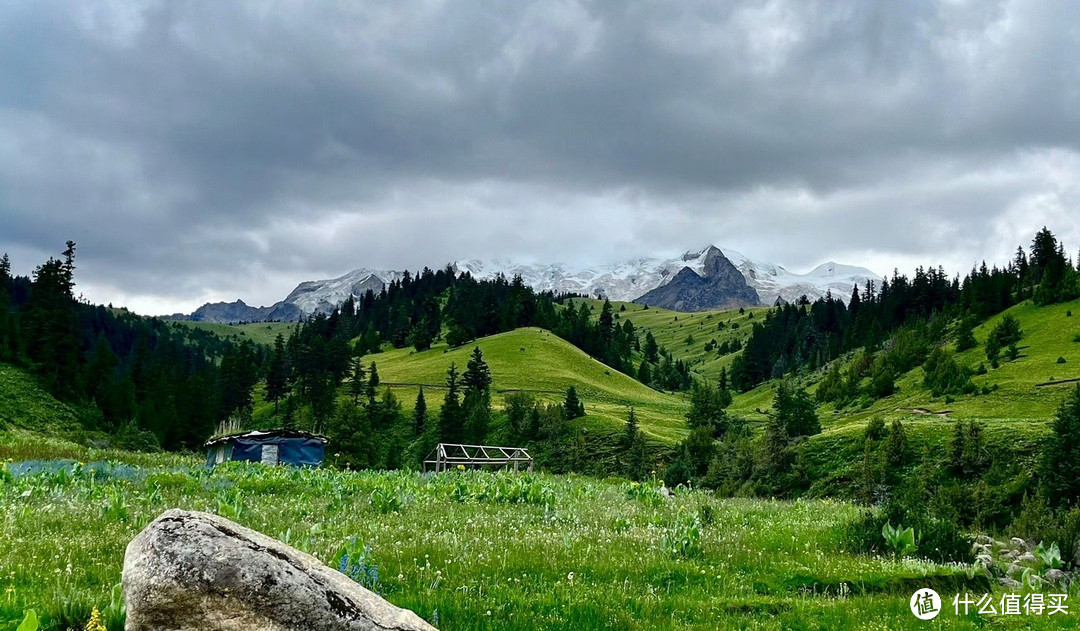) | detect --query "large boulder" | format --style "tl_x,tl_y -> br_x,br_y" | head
123,509 -> 437,631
